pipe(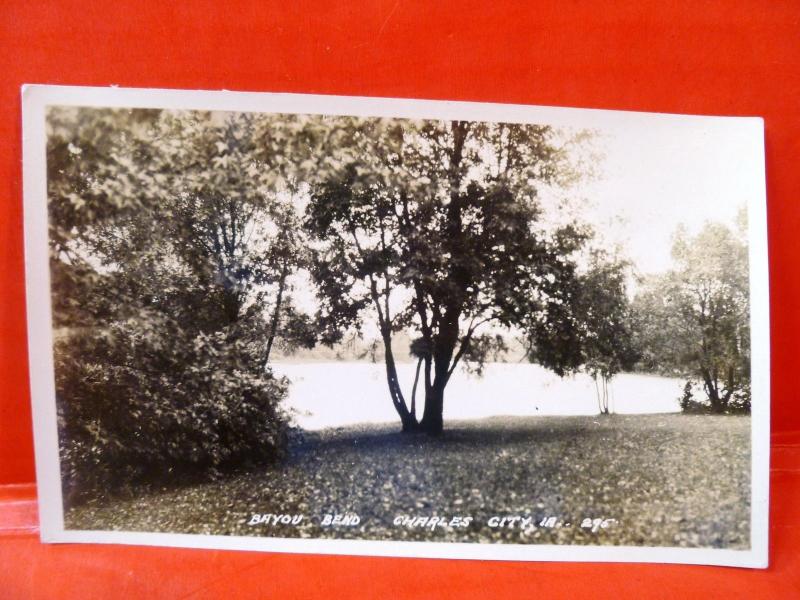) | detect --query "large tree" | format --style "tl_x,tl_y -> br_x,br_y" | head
46,107 -> 305,501
305,117 -> 592,434
632,219 -> 750,412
